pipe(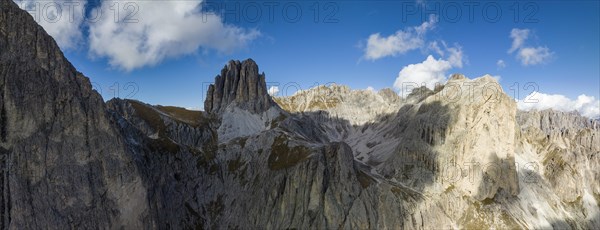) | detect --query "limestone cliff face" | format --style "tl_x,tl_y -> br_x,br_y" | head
0,0 -> 149,228
1,0 -> 599,228
274,85 -> 401,125
514,110 -> 600,228
273,74 -> 599,229
204,59 -> 274,115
